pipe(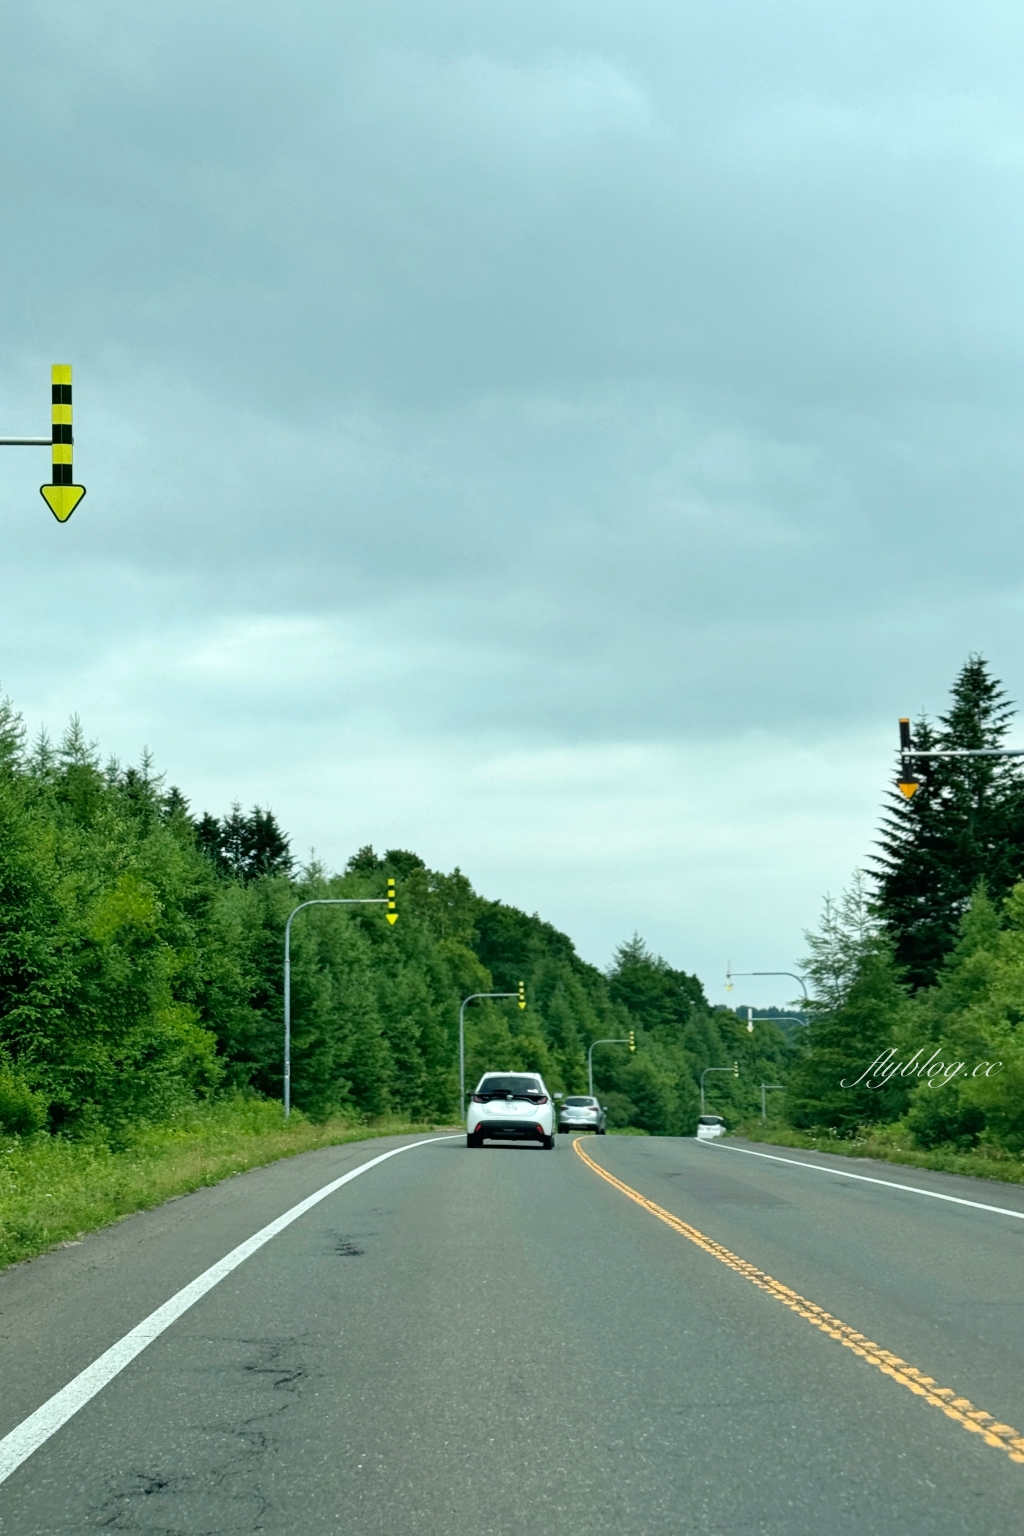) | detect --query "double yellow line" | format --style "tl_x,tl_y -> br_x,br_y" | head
573,1136 -> 1024,1466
